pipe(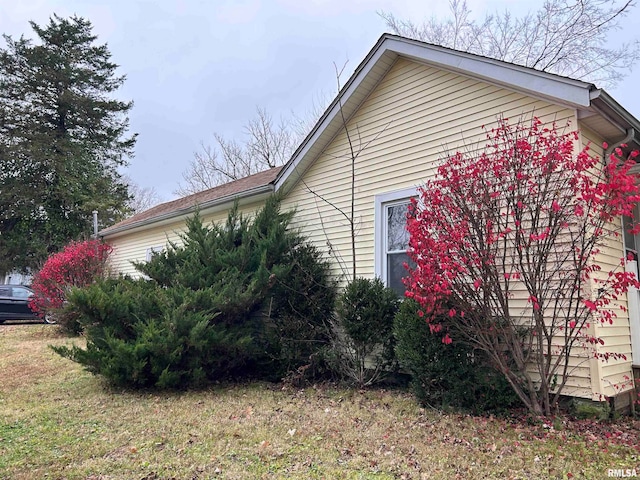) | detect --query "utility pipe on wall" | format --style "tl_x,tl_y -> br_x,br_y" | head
92,211 -> 98,239
605,128 -> 636,161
